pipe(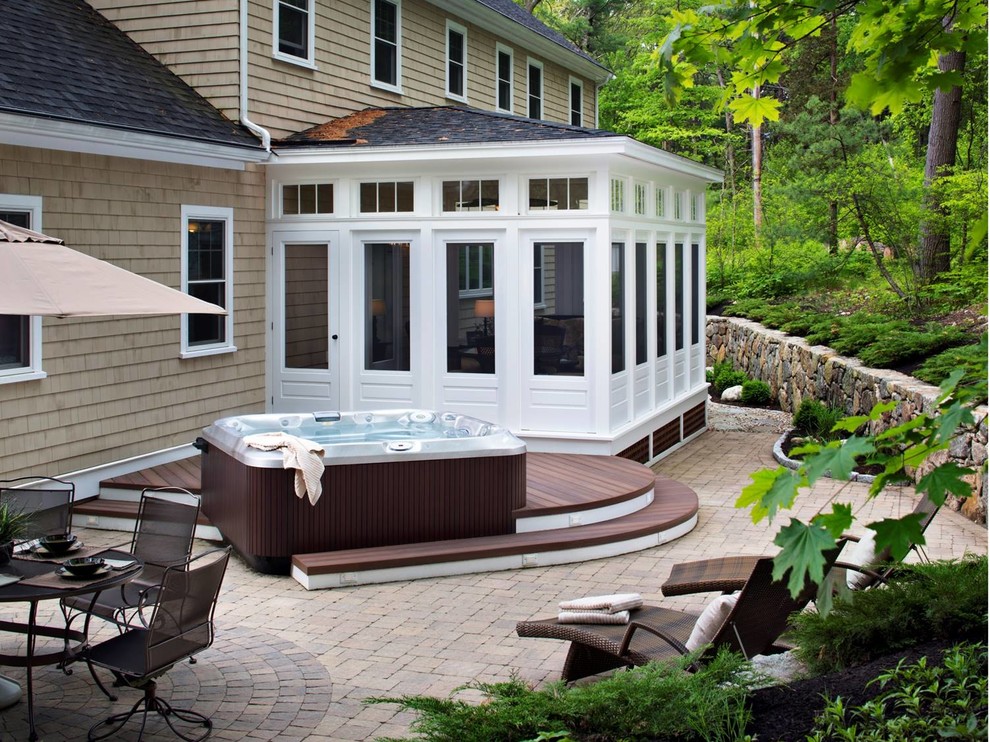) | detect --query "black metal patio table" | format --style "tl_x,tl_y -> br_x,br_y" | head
0,548 -> 142,741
